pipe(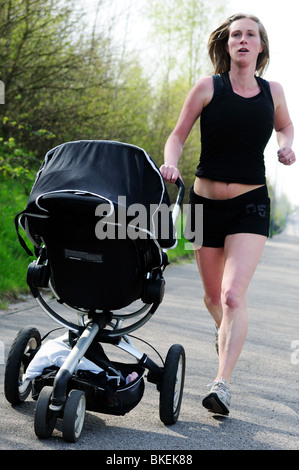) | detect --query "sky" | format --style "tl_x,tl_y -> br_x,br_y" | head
83,0 -> 299,207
